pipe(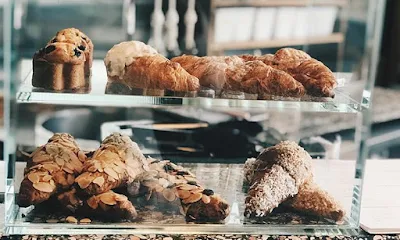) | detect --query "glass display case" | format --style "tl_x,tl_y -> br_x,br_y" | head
3,0 -> 386,236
